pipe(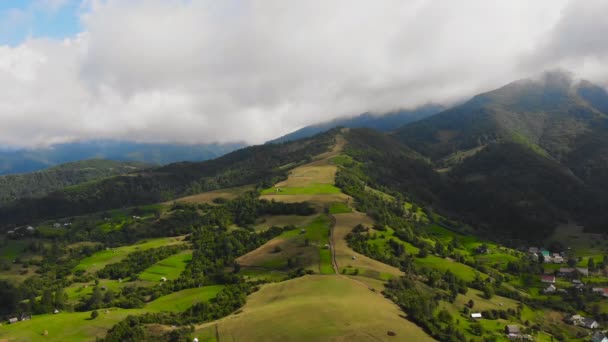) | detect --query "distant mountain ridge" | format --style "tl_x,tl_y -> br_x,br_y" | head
393,71 -> 608,162
0,159 -> 149,206
267,104 -> 443,144
0,140 -> 246,175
